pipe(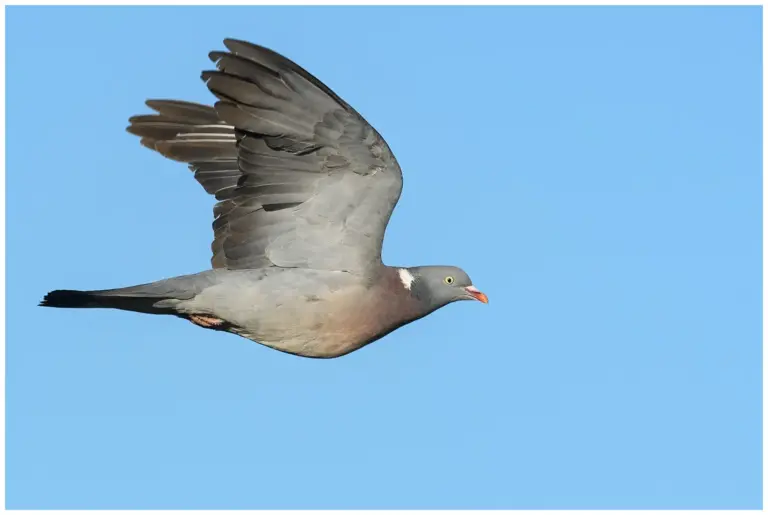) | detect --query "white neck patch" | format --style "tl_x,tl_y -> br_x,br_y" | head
398,268 -> 415,290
